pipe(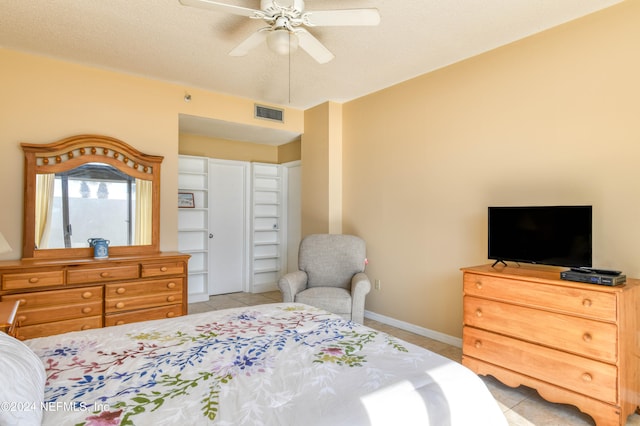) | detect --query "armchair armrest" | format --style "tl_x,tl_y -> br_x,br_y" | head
350,272 -> 371,323
278,270 -> 308,302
